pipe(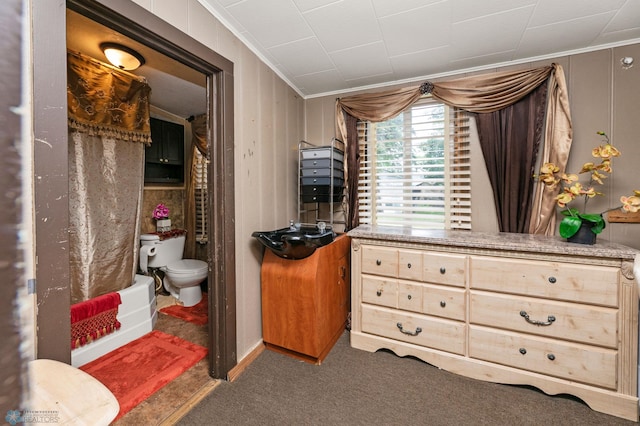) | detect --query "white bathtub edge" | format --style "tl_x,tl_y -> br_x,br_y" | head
71,275 -> 156,368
